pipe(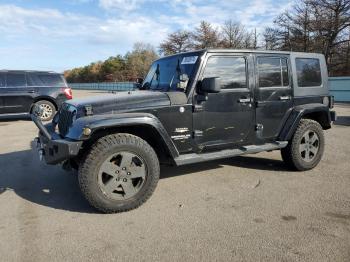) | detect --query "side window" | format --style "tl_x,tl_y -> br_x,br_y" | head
6,73 -> 26,87
203,56 -> 247,89
27,73 -> 65,87
0,73 -> 5,87
257,57 -> 289,87
295,58 -> 321,87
